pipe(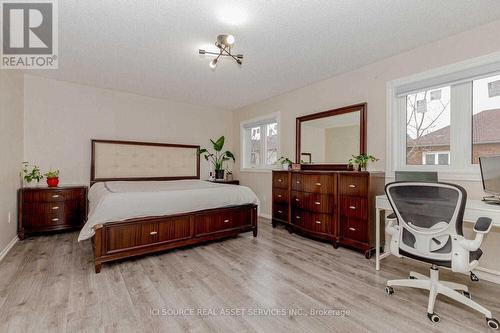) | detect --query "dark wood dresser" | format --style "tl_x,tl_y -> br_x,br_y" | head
18,186 -> 88,239
272,170 -> 384,258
